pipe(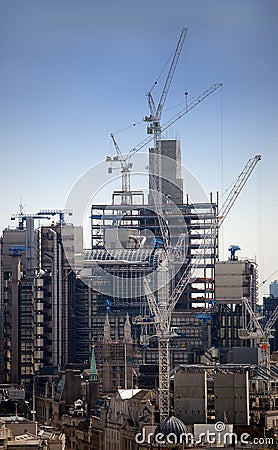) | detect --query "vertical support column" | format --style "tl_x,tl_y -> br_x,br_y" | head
0,239 -> 4,382
158,337 -> 170,420
49,229 -> 58,366
26,218 -> 35,278
58,240 -> 63,367
11,256 -> 21,384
